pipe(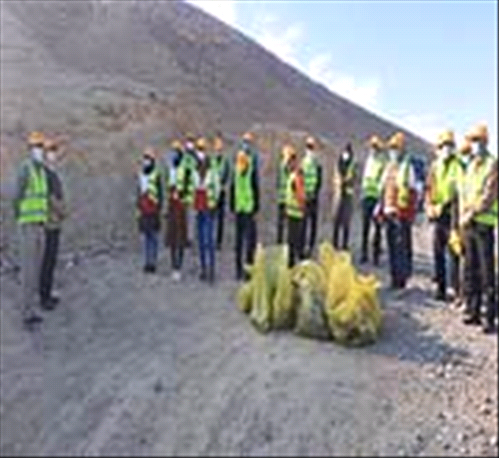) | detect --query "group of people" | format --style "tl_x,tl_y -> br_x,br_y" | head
13,123 -> 497,334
